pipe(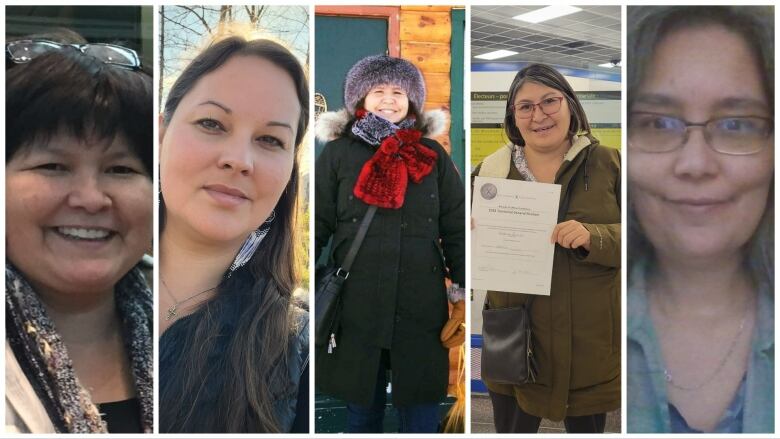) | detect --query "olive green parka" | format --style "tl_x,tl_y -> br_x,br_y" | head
474,135 -> 621,420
